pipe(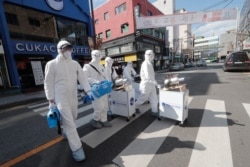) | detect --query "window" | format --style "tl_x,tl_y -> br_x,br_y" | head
115,3 -> 126,15
104,12 -> 109,20
147,10 -> 152,16
121,23 -> 129,33
5,12 -> 19,25
95,19 -> 99,24
106,29 -> 111,38
28,17 -> 40,27
98,32 -> 103,39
